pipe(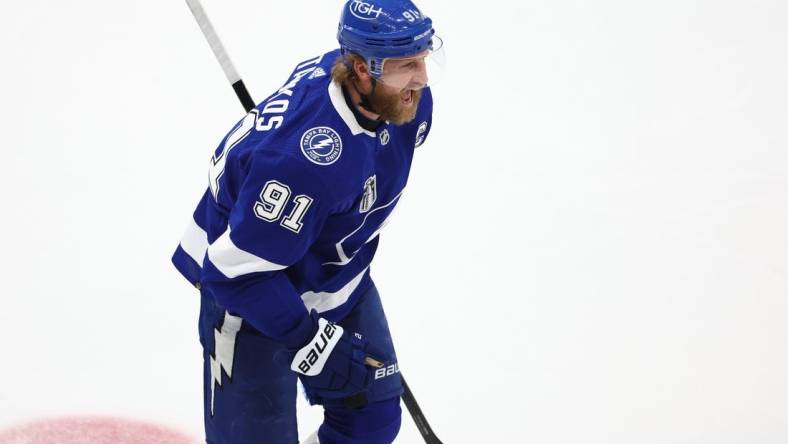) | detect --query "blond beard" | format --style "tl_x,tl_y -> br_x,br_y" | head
368,86 -> 423,125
